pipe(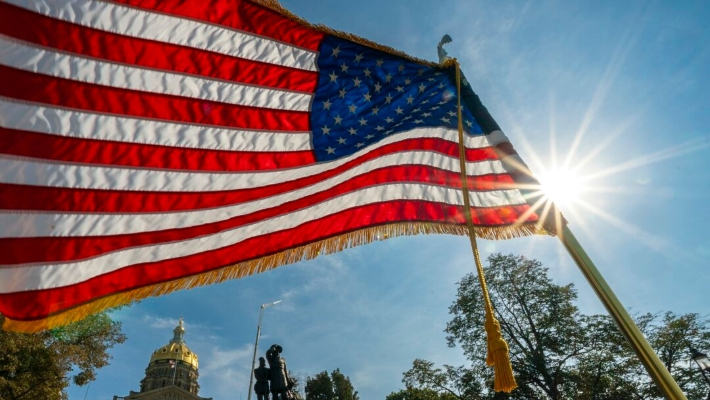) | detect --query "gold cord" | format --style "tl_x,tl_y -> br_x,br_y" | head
454,60 -> 517,393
